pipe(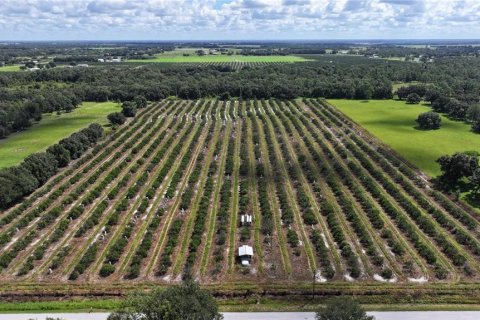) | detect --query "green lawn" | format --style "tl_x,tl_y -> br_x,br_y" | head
128,54 -> 308,63
0,65 -> 20,72
329,99 -> 480,177
392,81 -> 428,91
0,102 -> 120,168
